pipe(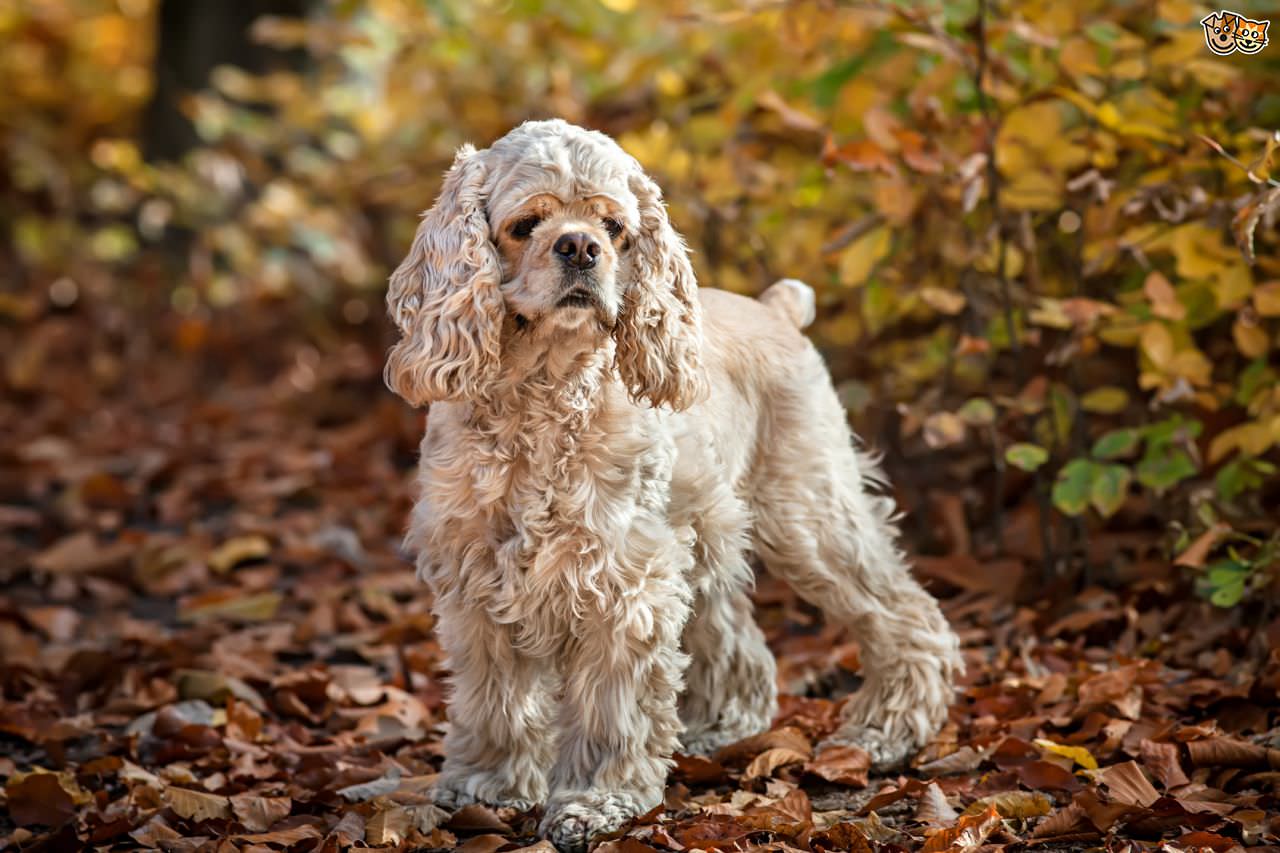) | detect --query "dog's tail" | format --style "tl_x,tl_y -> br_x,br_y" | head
758,278 -> 816,330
